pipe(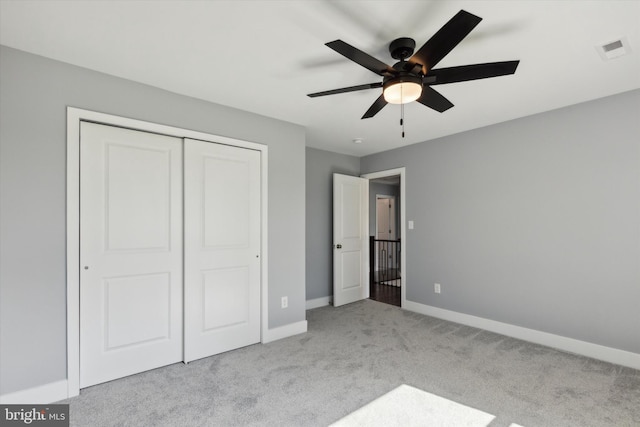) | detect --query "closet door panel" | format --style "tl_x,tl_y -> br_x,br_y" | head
80,122 -> 183,388
184,139 -> 261,362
